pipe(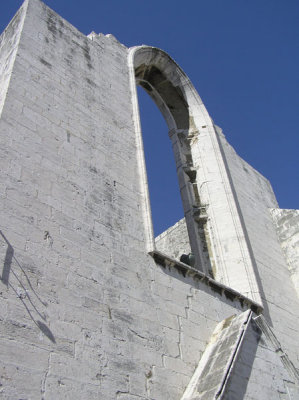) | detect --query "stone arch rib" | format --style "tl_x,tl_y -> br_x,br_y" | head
128,46 -> 213,274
